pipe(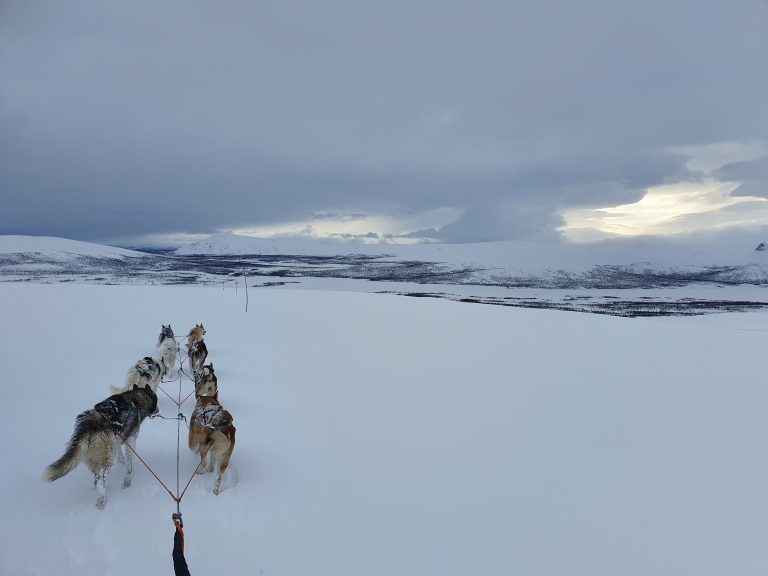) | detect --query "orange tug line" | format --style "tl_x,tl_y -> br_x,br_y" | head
115,430 -> 200,505
118,345 -> 202,505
